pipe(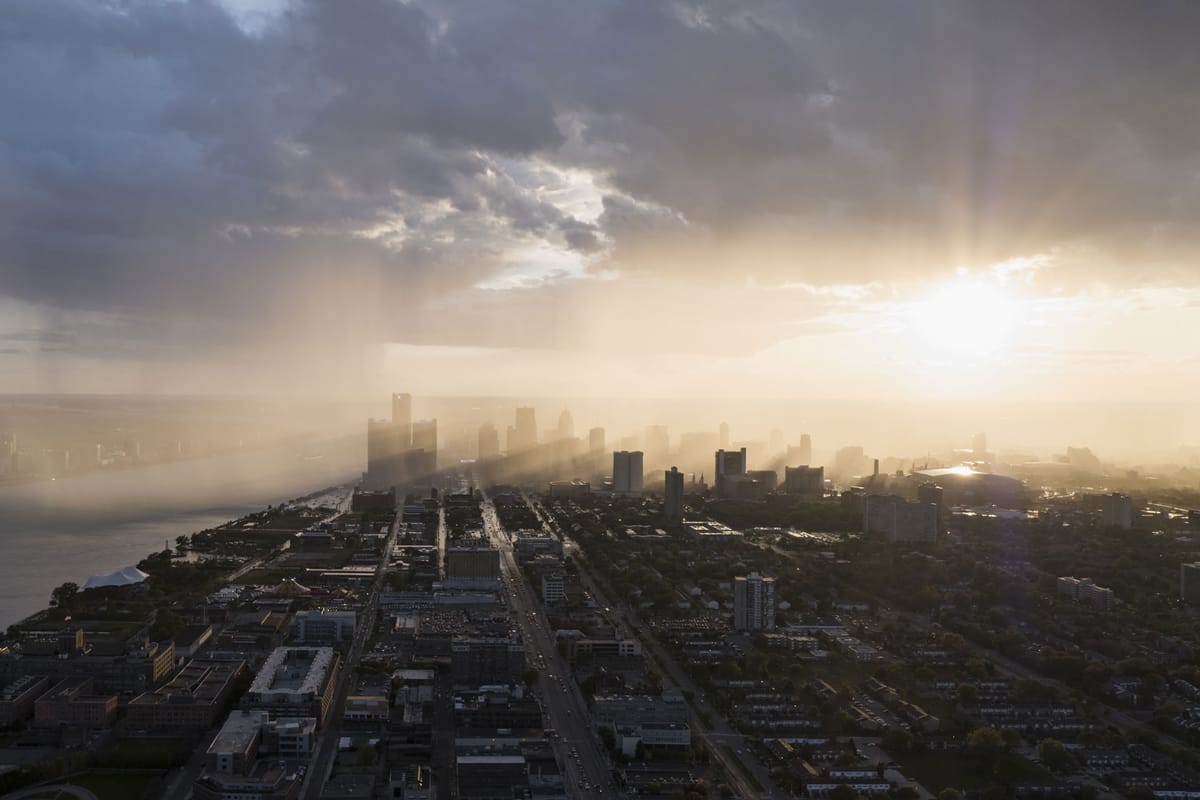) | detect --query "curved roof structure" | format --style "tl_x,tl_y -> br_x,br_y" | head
83,565 -> 150,589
